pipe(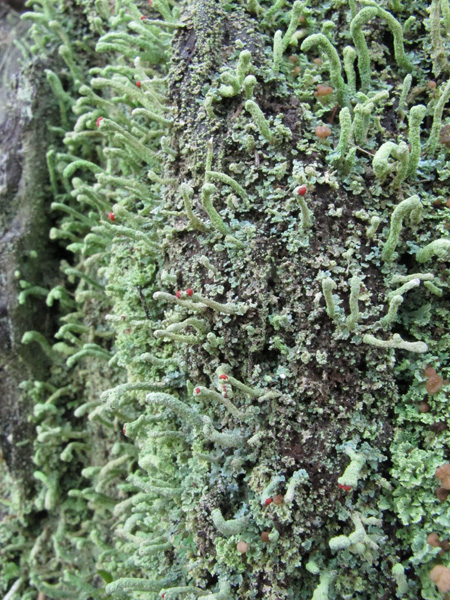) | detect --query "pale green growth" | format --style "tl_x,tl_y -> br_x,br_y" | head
343,46 -> 357,96
102,381 -> 169,411
245,100 -> 275,144
96,31 -> 167,63
282,1 -> 303,50
381,195 -> 422,261
322,277 -> 338,319
203,581 -> 232,599
387,277 -> 421,299
372,141 -> 409,186
243,75 -> 257,99
132,107 -> 172,127
391,272 -> 435,284
97,118 -> 159,164
45,70 -> 72,127
198,256 -> 219,274
147,169 -> 173,185
247,0 -> 263,14
205,138 -> 214,178
203,417 -> 245,447
46,149 -> 59,196
294,187 -> 313,229
62,159 -> 103,180
392,0 -> 404,10
206,171 -> 249,206
194,386 -> 244,420
51,202 -> 95,228
442,0 -> 450,32
21,331 -> 59,361
34,471 -> 59,510
392,564 -> 409,597
398,73 -> 412,119
334,107 -> 351,164
306,561 -> 320,575
424,280 -> 443,296
67,344 -> 111,368
343,146 -> 356,175
217,370 -> 262,398
153,291 -> 207,312
92,223 -> 158,252
392,141 -> 410,187
204,93 -> 215,119
55,322 -> 89,342
4,579 -> 22,600
138,352 -> 177,366
153,331 -> 201,344
244,134 -> 255,153
345,275 -> 361,331
366,216 -> 381,238
407,105 -> 427,177
53,38 -> 83,86
363,333 -> 428,353
160,317 -> 210,334
427,79 -> 450,152
284,469 -> 309,505
311,571 -> 333,600
195,451 -> 220,464
301,34 -> 347,106
201,183 -> 231,235
261,474 -> 284,503
106,578 -> 175,594
211,508 -> 247,536
269,529 -> 280,542
191,292 -> 249,315
273,30 -> 283,74
219,50 -> 252,97
18,285 -> 48,305
350,5 -> 412,91
338,447 -> 366,488
263,0 -> 286,24
416,239 -> 450,262
352,100 -> 374,145
430,0 -> 448,76
127,475 -> 181,498
380,294 -> 404,327
154,318 -> 209,344
329,513 -> 379,553
160,587 -> 209,599
96,455 -> 131,492
146,392 -> 204,428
